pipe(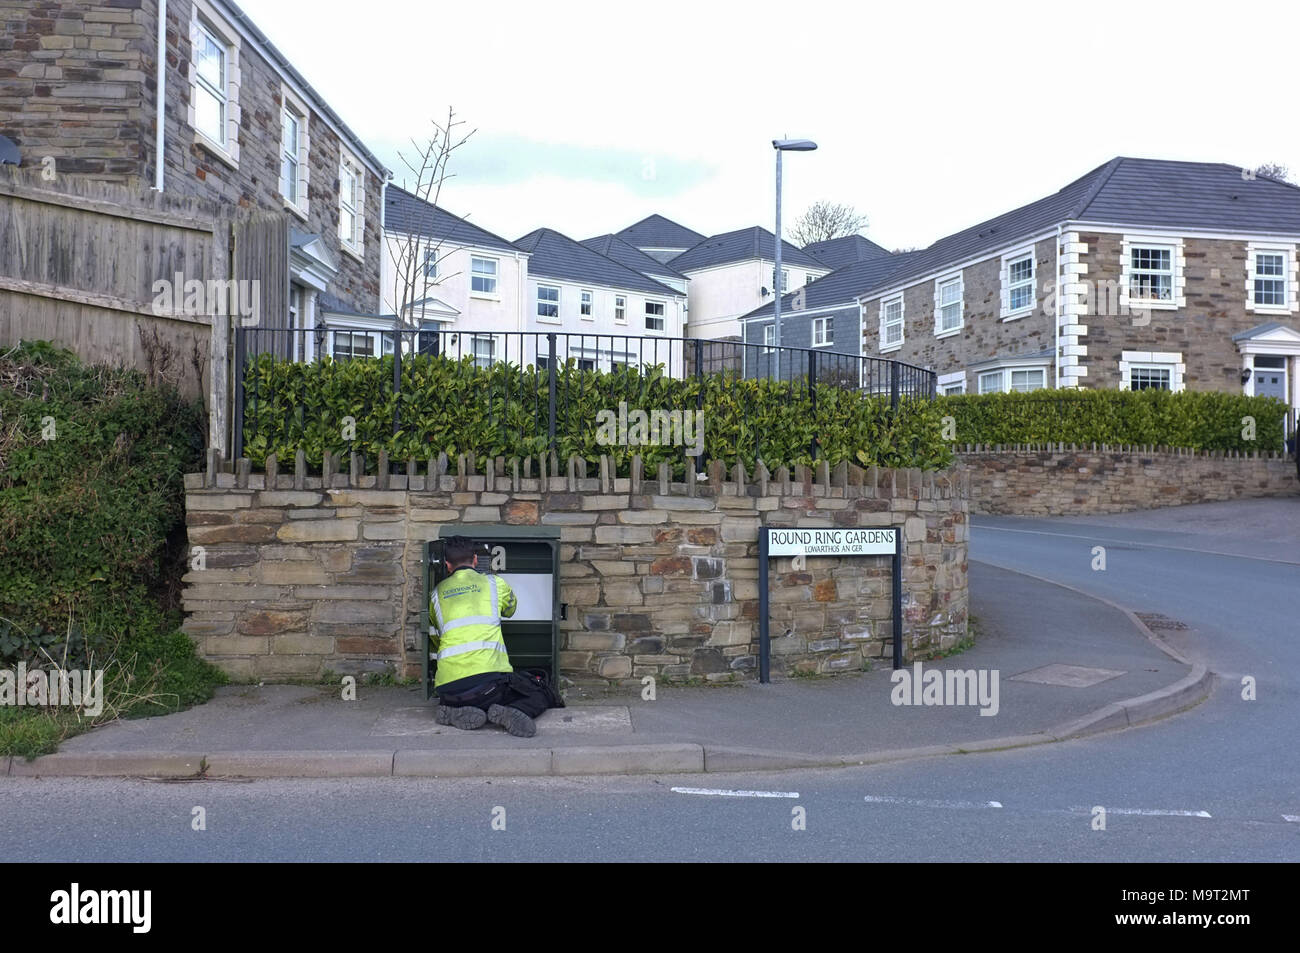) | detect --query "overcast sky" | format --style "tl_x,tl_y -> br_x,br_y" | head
244,0 -> 1300,252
